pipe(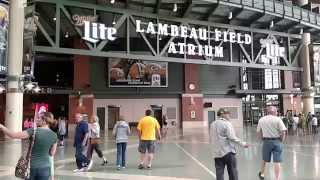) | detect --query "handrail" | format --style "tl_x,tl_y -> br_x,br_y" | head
221,0 -> 320,28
